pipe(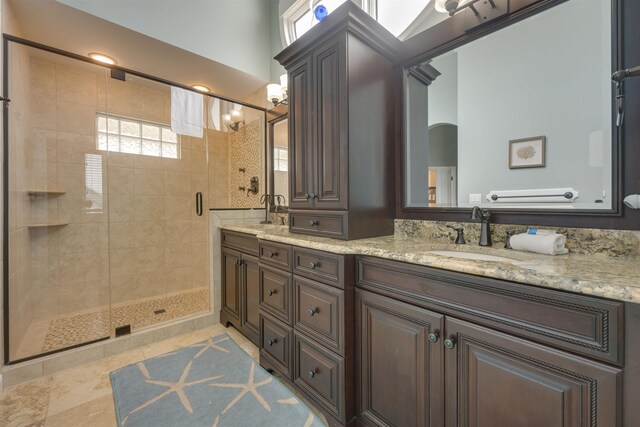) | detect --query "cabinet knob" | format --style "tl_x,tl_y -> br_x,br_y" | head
267,289 -> 275,296
267,338 -> 277,347
444,338 -> 456,350
308,369 -> 317,378
309,193 -> 317,200
428,331 -> 439,343
304,193 -> 310,200
309,220 -> 319,226
309,262 -> 317,269
308,308 -> 317,316
268,251 -> 277,258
